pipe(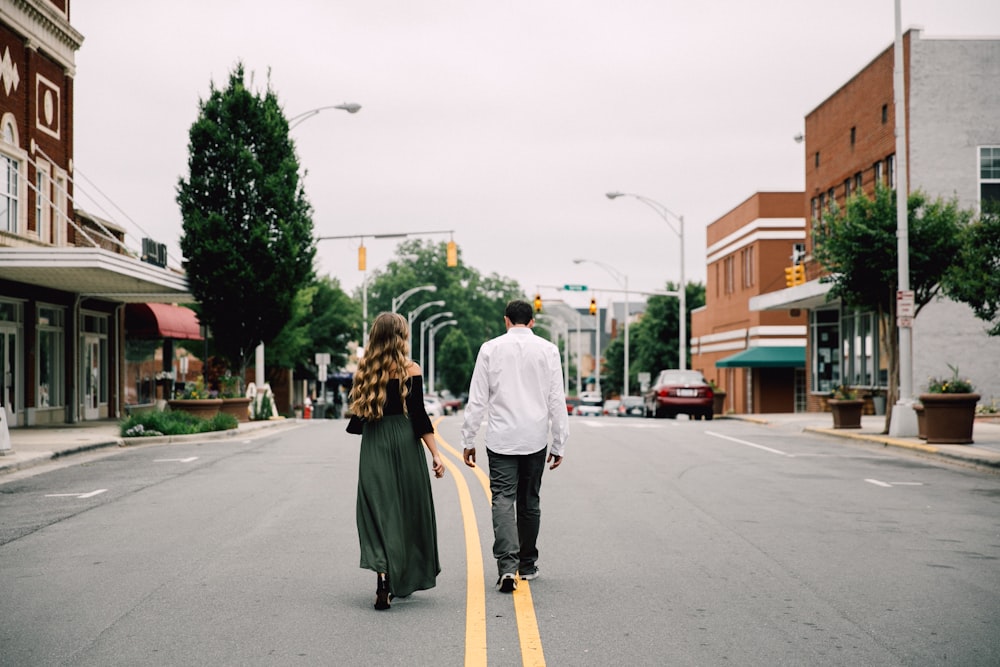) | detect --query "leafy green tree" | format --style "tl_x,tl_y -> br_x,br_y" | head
268,276 -> 360,374
814,185 -> 971,427
943,201 -> 1000,336
177,63 -> 315,376
362,239 -> 522,360
437,328 -> 474,395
